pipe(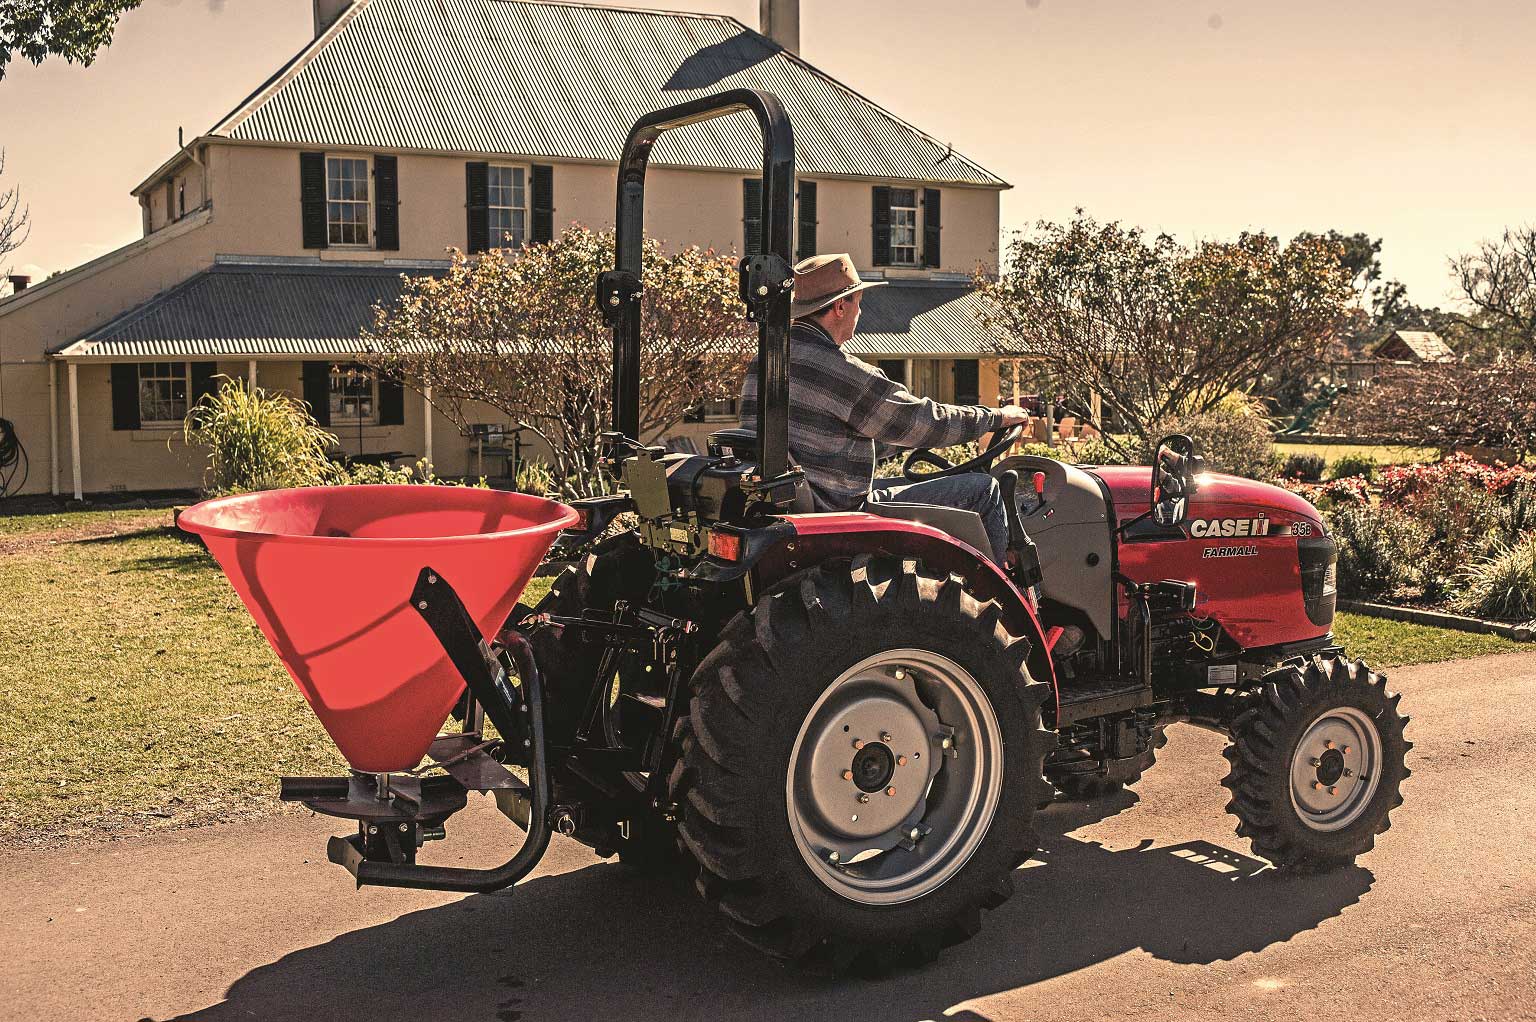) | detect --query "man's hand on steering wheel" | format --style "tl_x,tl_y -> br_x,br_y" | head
901,415 -> 1026,482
